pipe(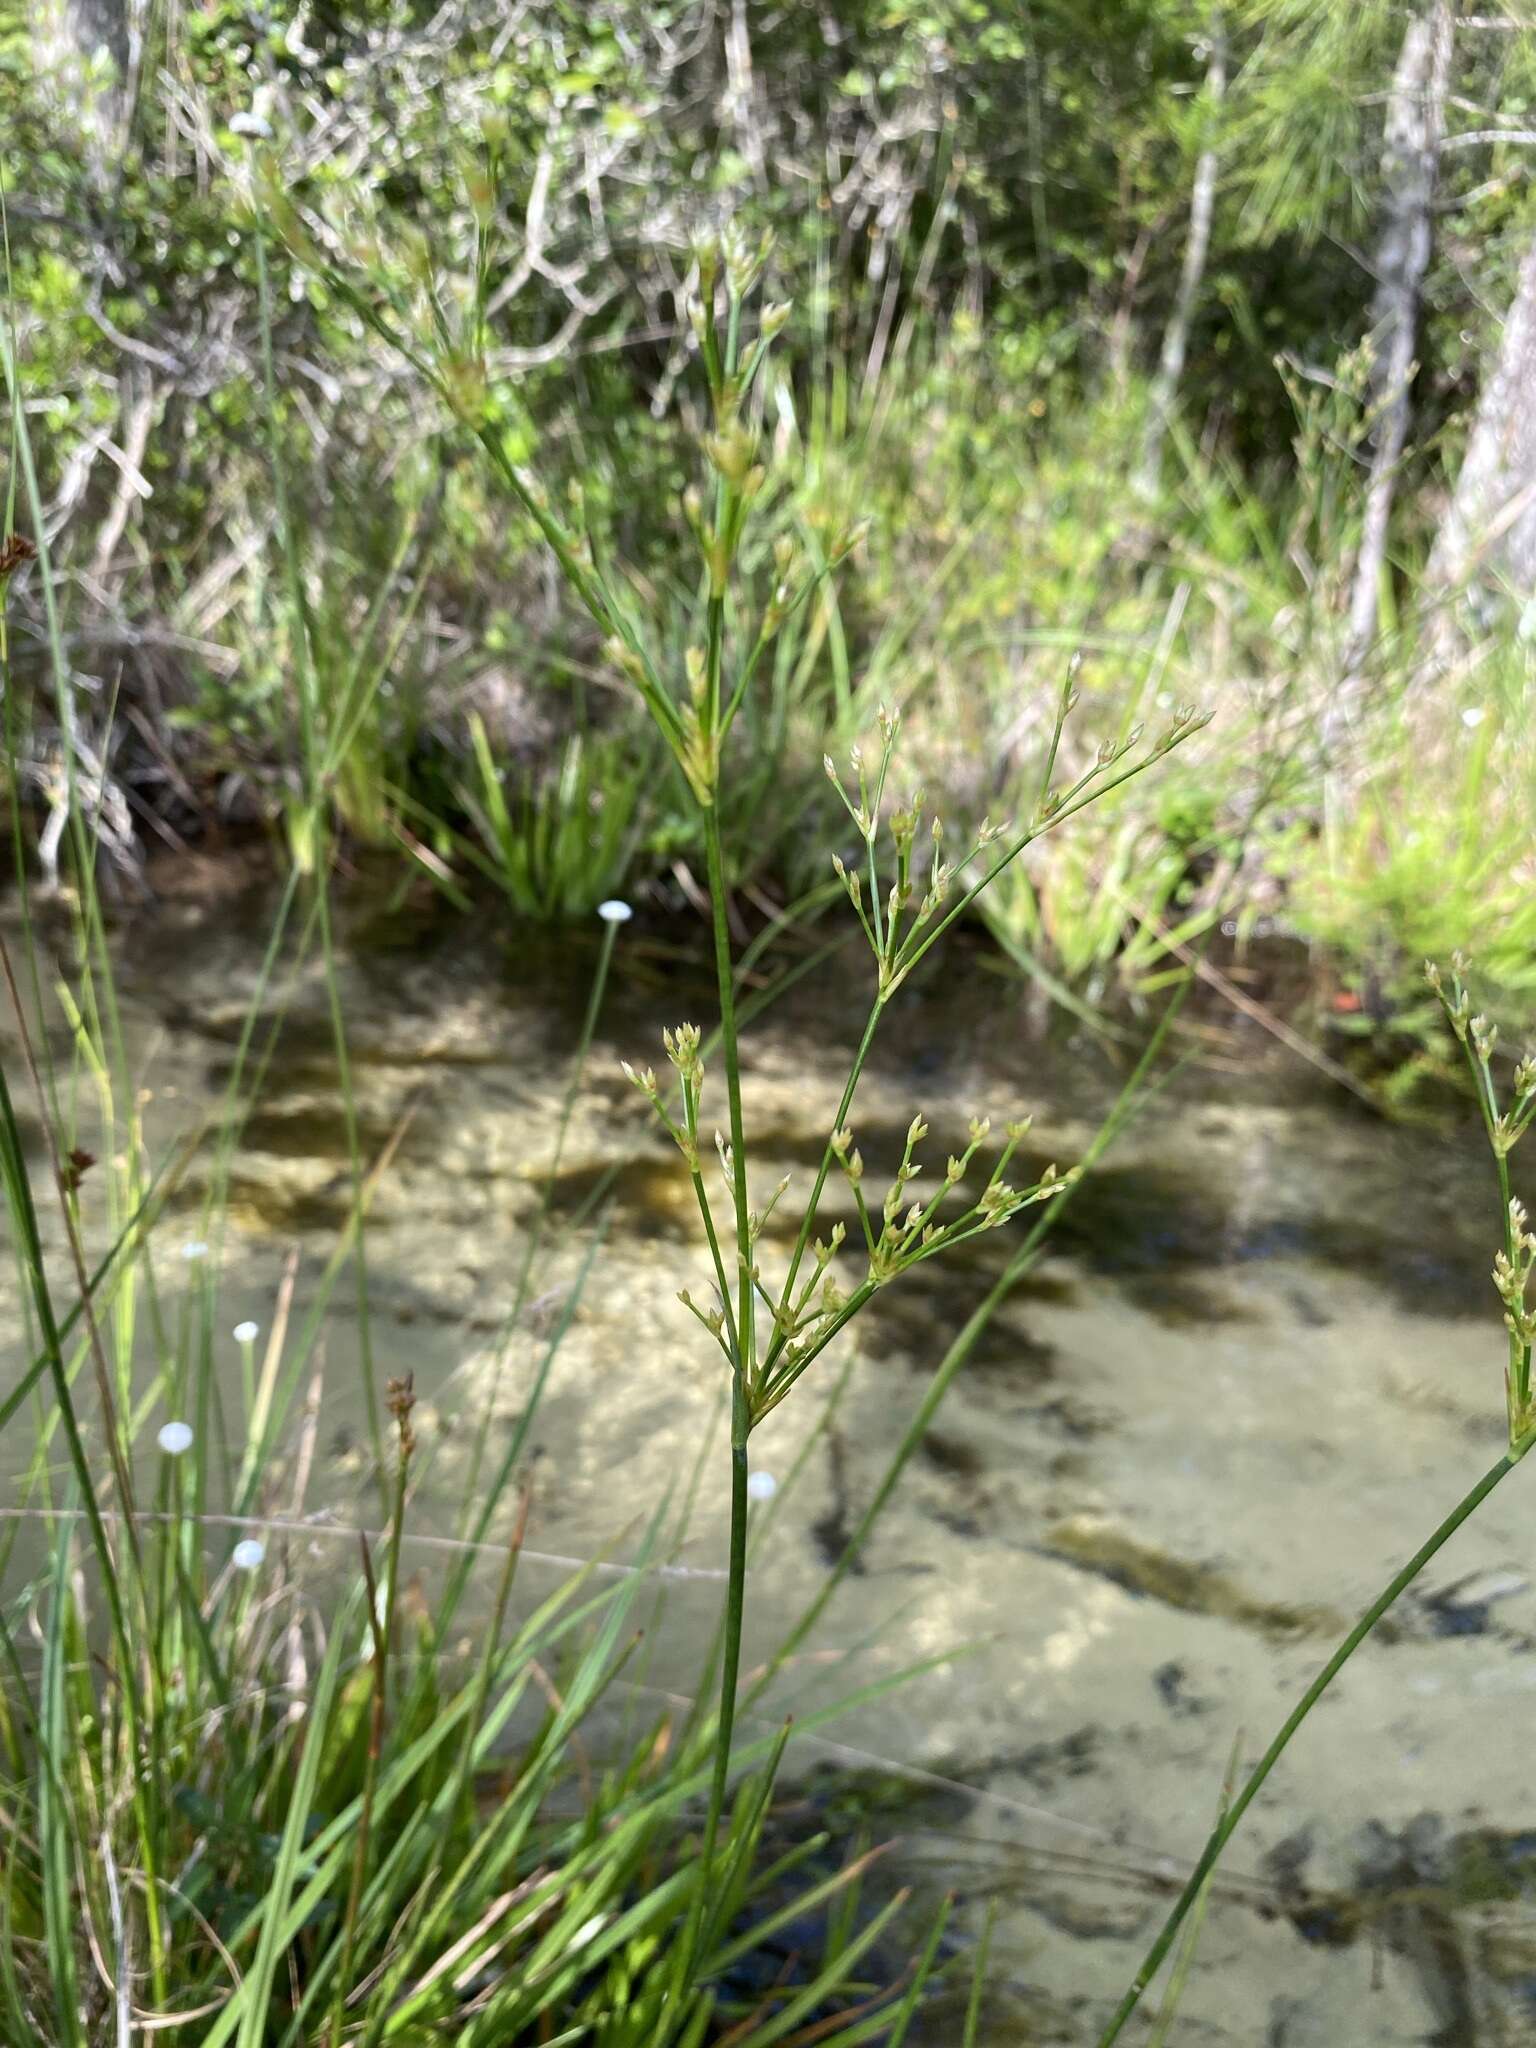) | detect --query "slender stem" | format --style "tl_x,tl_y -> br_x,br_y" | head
748,980 -> 1190,1712
1097,1442 -> 1528,2046
704,1434 -> 750,1832
681,807 -> 755,2006
765,1000 -> 884,1373
703,812 -> 755,1390
330,1425 -> 410,2046
687,1162 -> 740,1360
896,747 -> 1173,986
